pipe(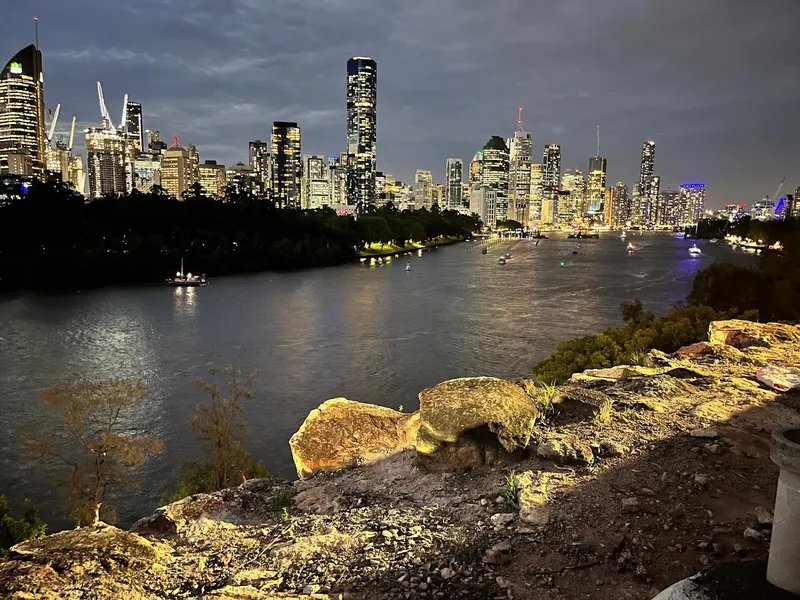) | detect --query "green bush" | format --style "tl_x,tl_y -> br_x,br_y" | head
0,496 -> 46,555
